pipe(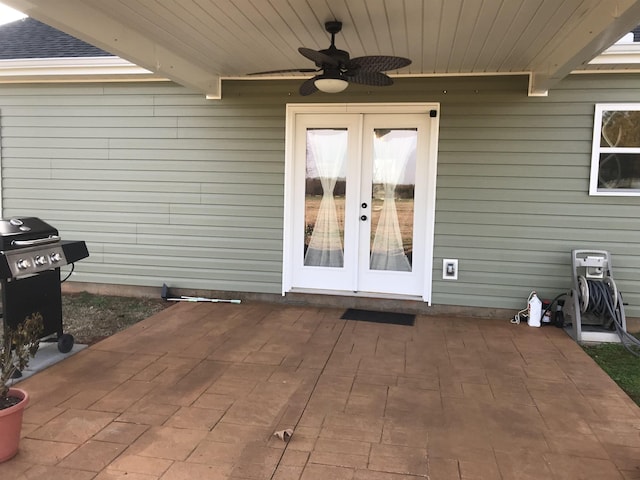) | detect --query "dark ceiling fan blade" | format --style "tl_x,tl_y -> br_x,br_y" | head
248,67 -> 319,75
349,55 -> 411,72
299,77 -> 319,96
299,47 -> 339,67
300,75 -> 318,97
347,71 -> 394,87
253,21 -> 412,95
